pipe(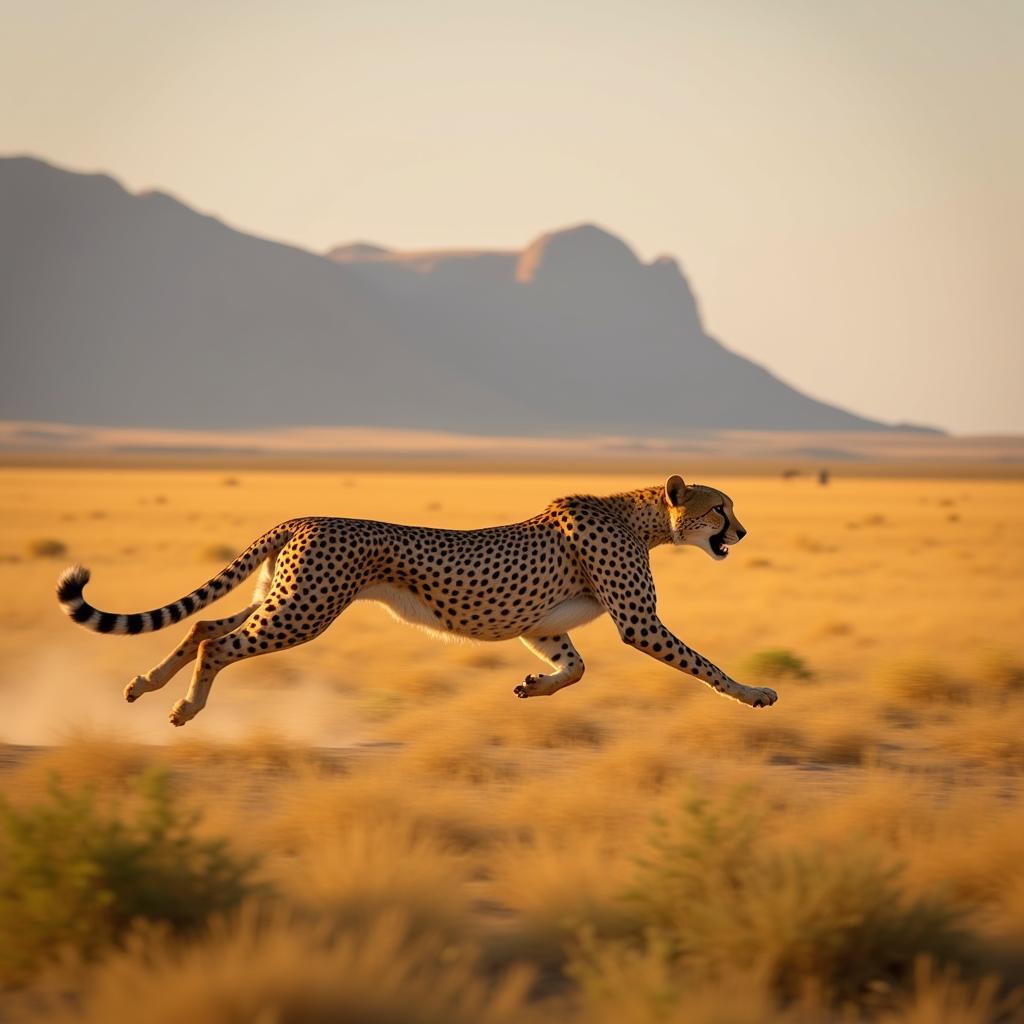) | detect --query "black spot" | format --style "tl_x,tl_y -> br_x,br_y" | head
72,603 -> 94,624
125,614 -> 144,635
96,612 -> 118,633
